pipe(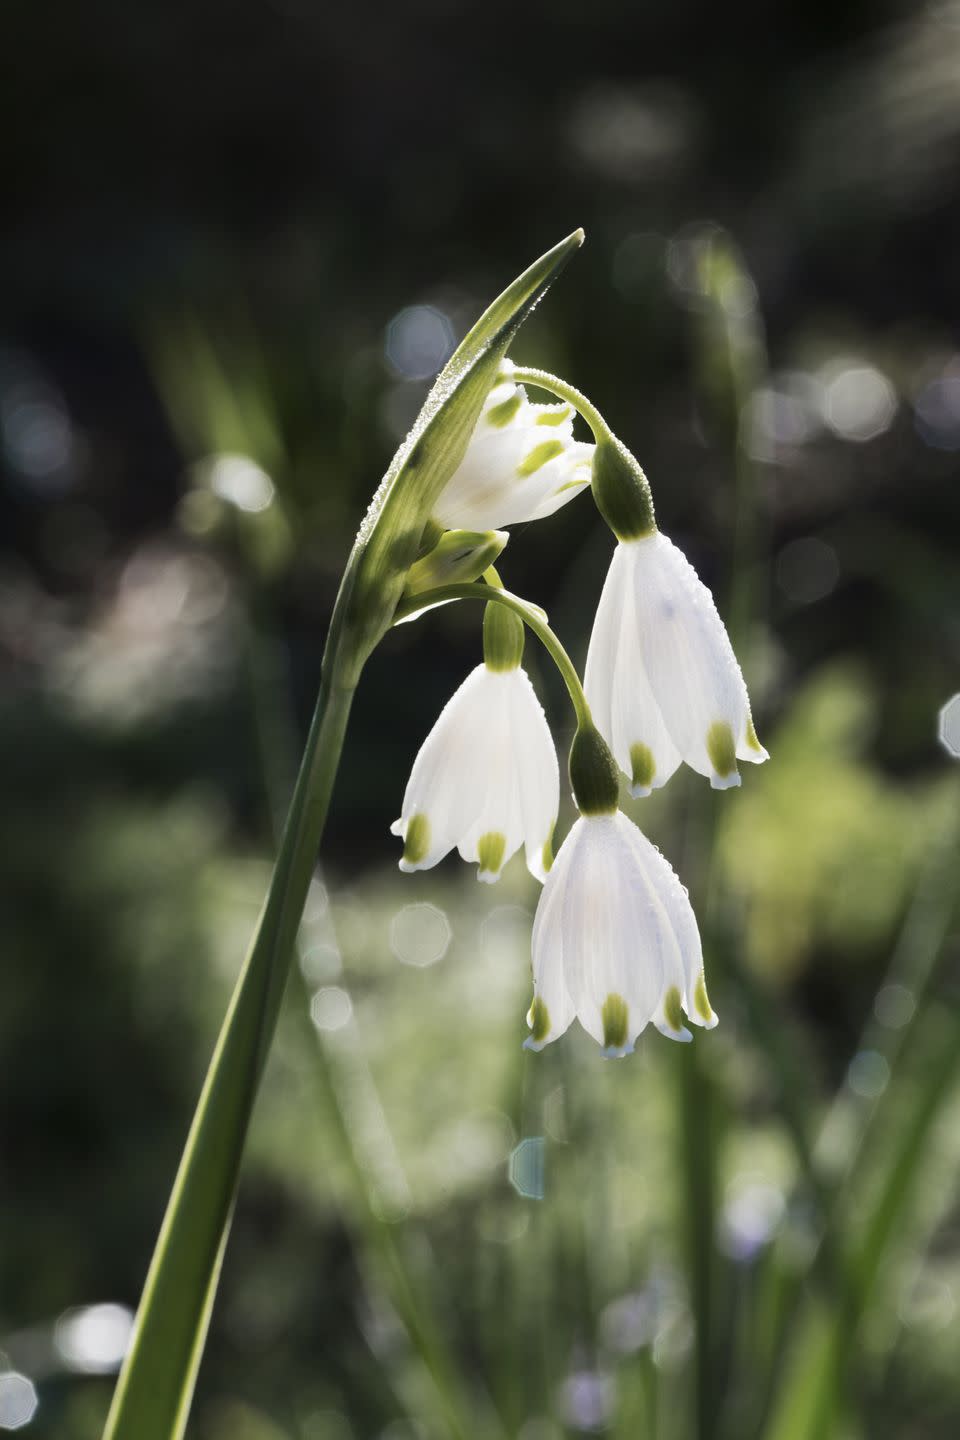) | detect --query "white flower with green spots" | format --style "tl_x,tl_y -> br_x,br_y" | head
433,365 -> 593,532
584,533 -> 768,795
391,660 -> 558,884
525,809 -> 716,1056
